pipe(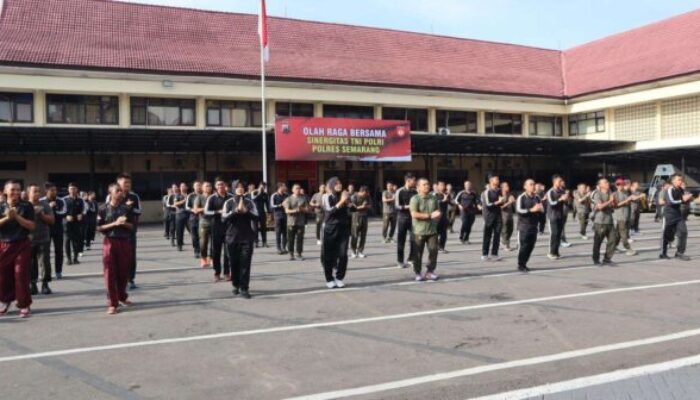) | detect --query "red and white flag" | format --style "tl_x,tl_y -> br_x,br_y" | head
258,0 -> 269,63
